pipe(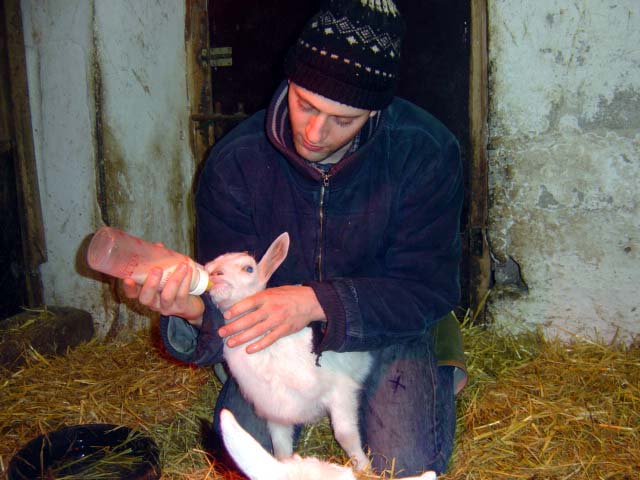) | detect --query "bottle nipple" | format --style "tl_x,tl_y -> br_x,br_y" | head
190,267 -> 214,296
